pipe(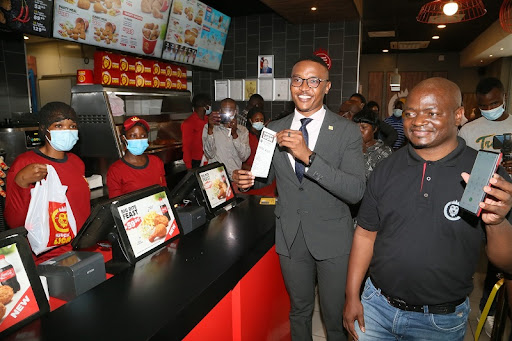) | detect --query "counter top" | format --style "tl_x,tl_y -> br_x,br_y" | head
6,195 -> 276,341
